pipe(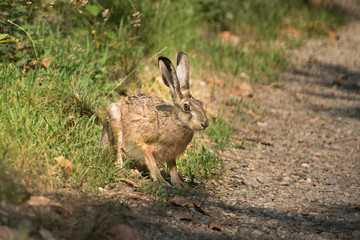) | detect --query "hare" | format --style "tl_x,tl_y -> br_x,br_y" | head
101,51 -> 209,188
